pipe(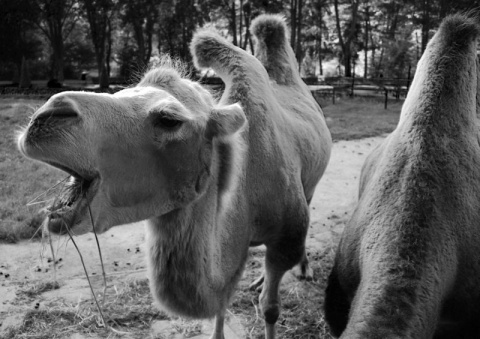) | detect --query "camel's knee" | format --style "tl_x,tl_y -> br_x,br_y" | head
263,304 -> 280,325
